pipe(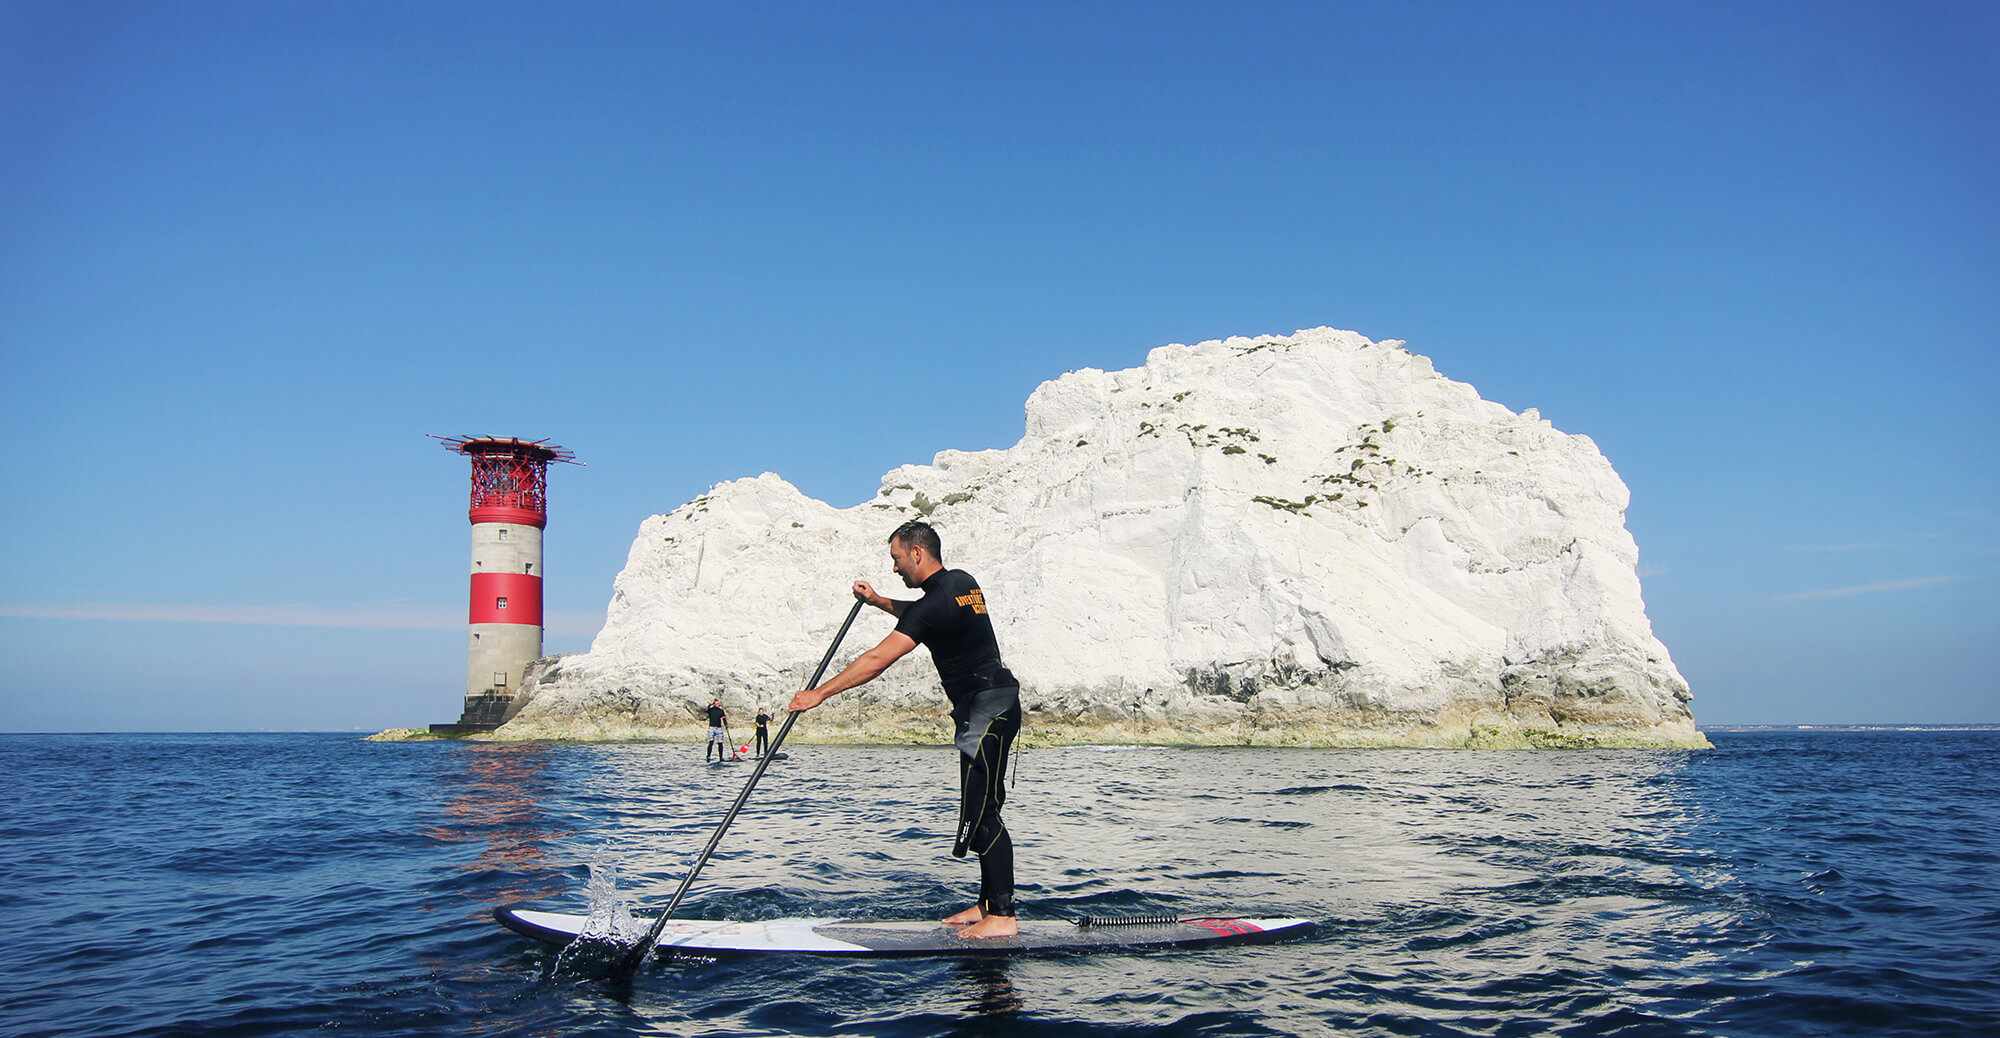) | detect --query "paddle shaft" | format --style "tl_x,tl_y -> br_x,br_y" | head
615,597 -> 867,976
